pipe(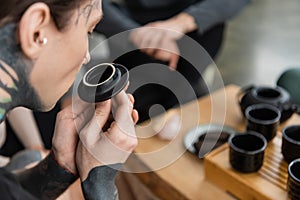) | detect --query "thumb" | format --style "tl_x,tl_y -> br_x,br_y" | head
169,53 -> 179,70
111,91 -> 135,136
